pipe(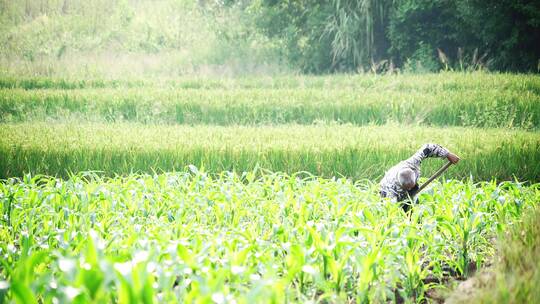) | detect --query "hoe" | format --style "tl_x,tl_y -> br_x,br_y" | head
402,160 -> 454,212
